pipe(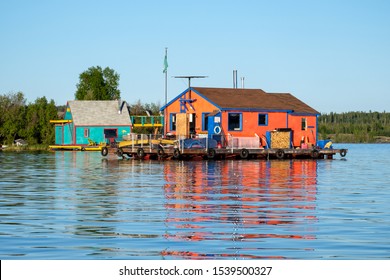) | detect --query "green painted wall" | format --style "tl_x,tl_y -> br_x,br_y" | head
64,124 -> 73,144
54,123 -> 73,145
75,126 -> 131,145
55,123 -> 131,145
55,126 -> 63,144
